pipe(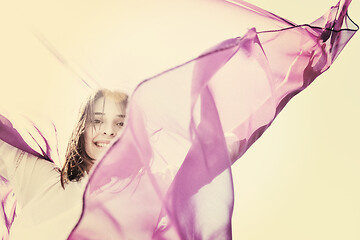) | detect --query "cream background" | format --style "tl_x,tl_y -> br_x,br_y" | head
0,0 -> 359,239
